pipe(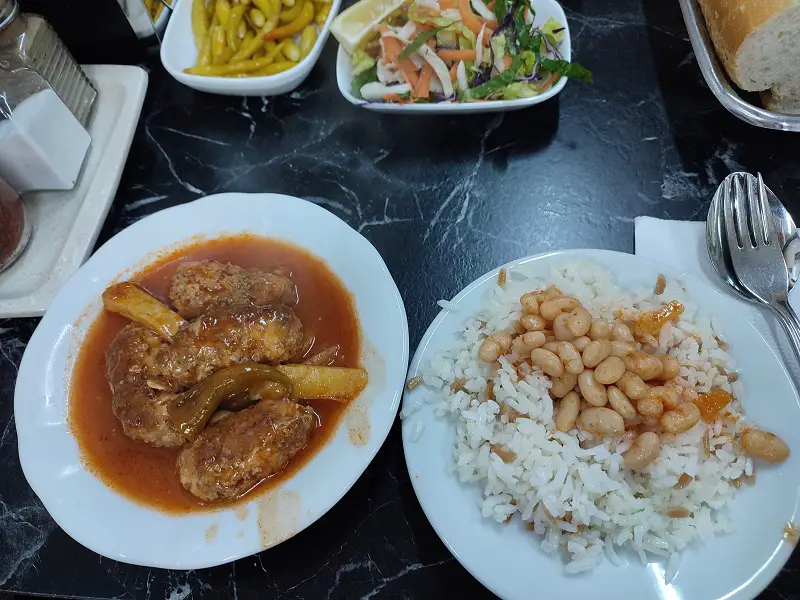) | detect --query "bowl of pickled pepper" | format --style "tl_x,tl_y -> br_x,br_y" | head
160,0 -> 340,95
